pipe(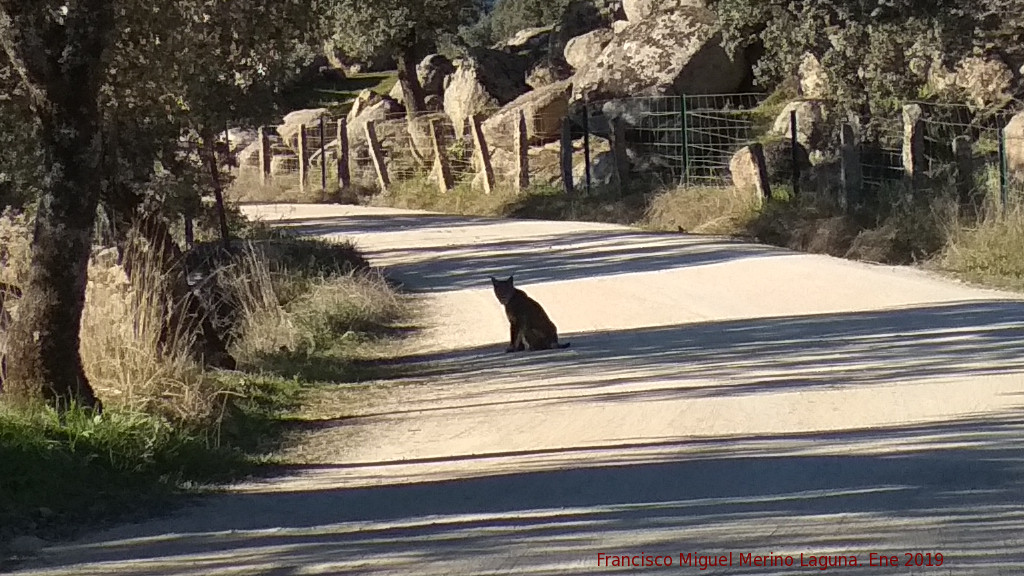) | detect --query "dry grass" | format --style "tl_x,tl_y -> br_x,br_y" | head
81,243 -> 218,423
372,177 -> 515,217
643,185 -> 762,235
936,205 -> 1024,290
